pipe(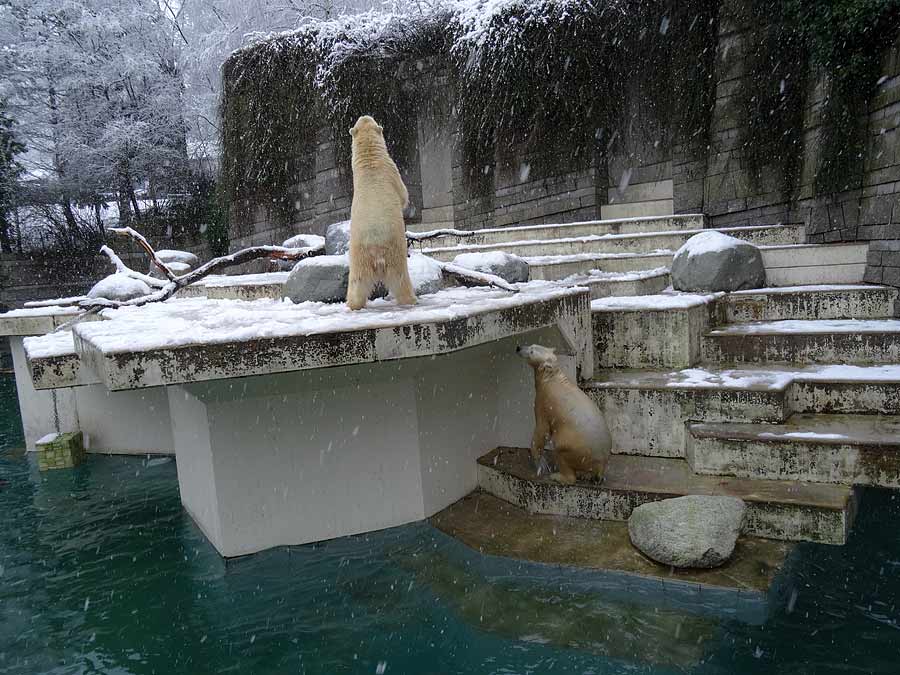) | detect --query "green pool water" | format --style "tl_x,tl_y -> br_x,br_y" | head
2,376 -> 900,675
